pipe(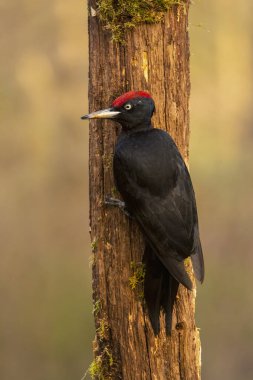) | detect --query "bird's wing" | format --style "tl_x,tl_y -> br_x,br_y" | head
114,129 -> 204,286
